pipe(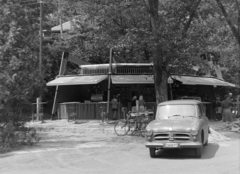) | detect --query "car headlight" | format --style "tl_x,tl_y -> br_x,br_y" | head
191,129 -> 198,135
146,129 -> 153,136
